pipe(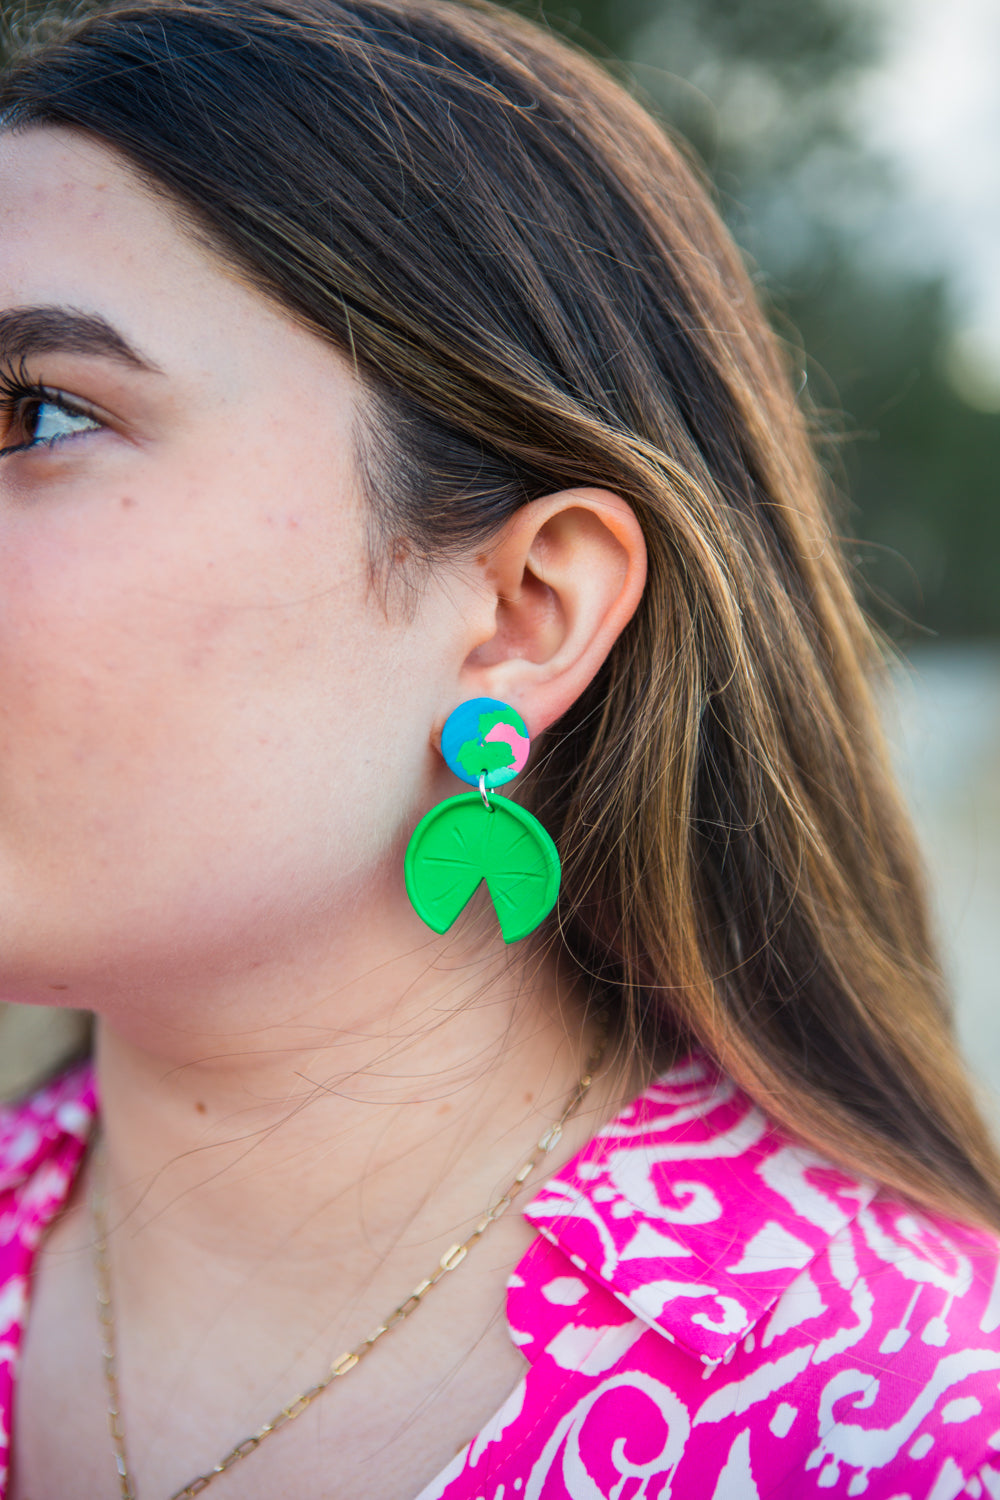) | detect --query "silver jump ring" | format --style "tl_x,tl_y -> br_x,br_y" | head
479,771 -> 493,812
